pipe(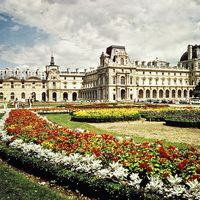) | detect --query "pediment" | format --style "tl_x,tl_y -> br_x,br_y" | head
4,76 -> 20,81
27,76 -> 41,81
